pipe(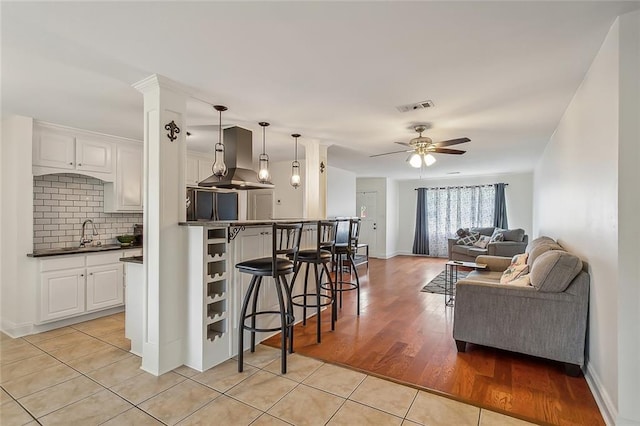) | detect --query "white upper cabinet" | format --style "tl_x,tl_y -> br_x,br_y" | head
33,128 -> 76,170
186,156 -> 199,186
186,153 -> 214,187
33,122 -> 115,181
104,143 -> 143,212
75,137 -> 113,173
